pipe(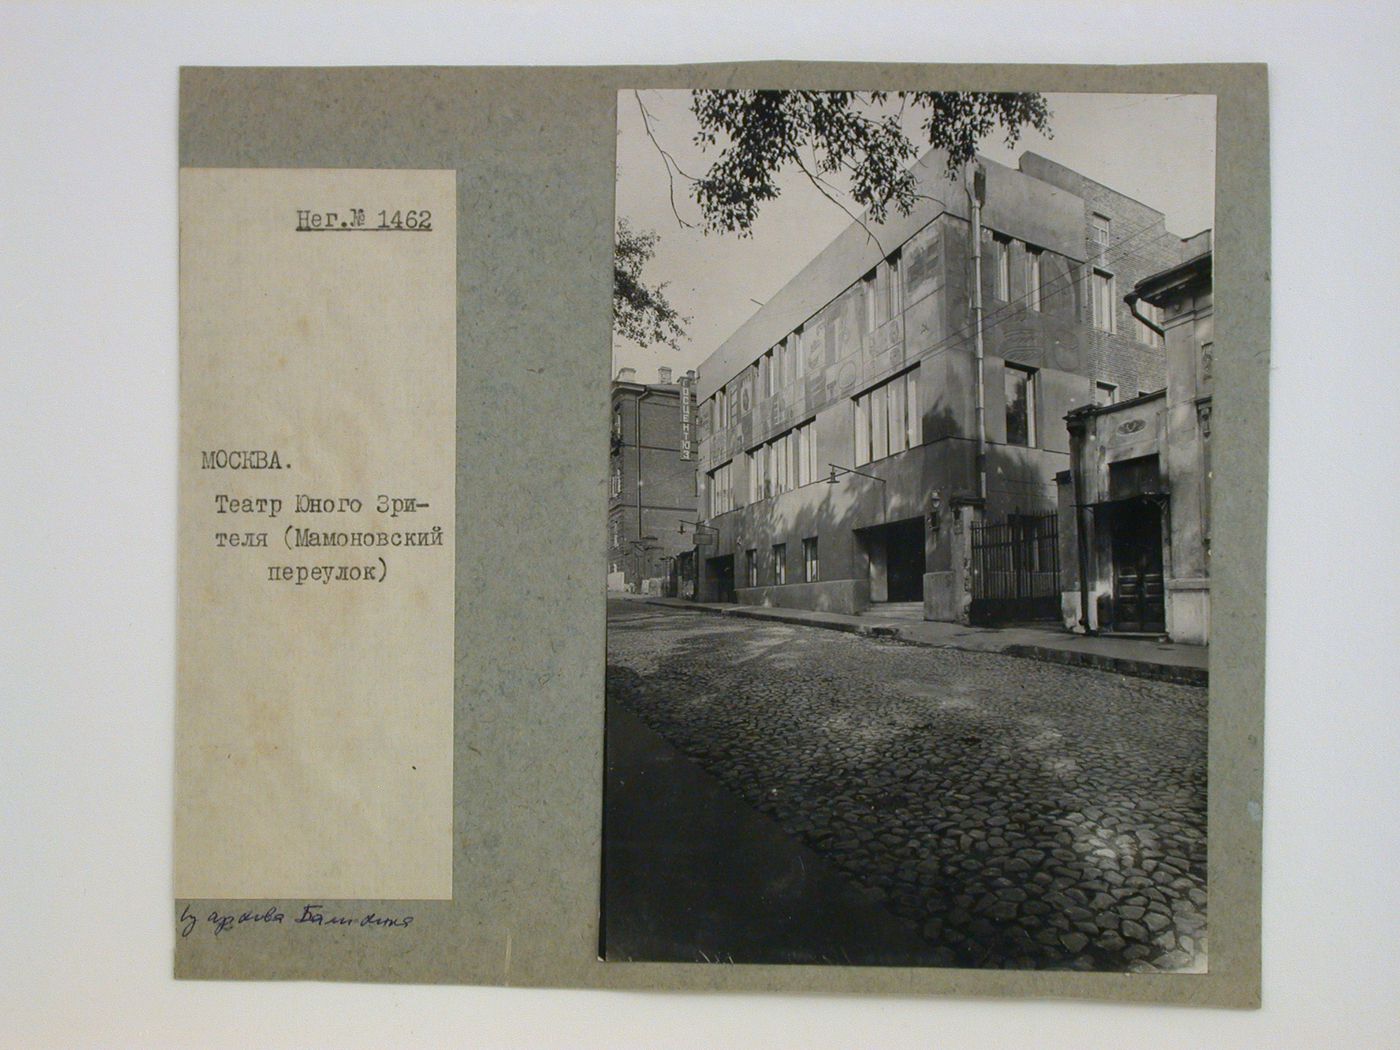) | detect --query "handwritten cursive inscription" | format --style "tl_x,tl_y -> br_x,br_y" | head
178,903 -> 414,938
